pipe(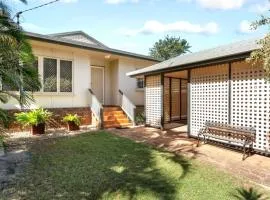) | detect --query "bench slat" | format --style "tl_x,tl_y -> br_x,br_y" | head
203,134 -> 253,144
